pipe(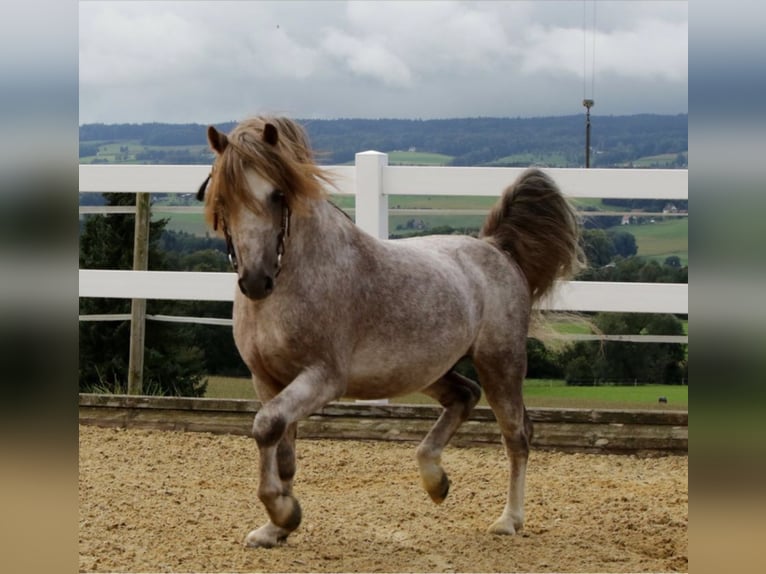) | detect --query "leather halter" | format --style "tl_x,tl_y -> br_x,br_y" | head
197,173 -> 292,276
